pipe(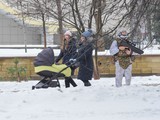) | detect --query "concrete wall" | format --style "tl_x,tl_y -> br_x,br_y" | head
0,14 -> 41,45
0,55 -> 160,80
